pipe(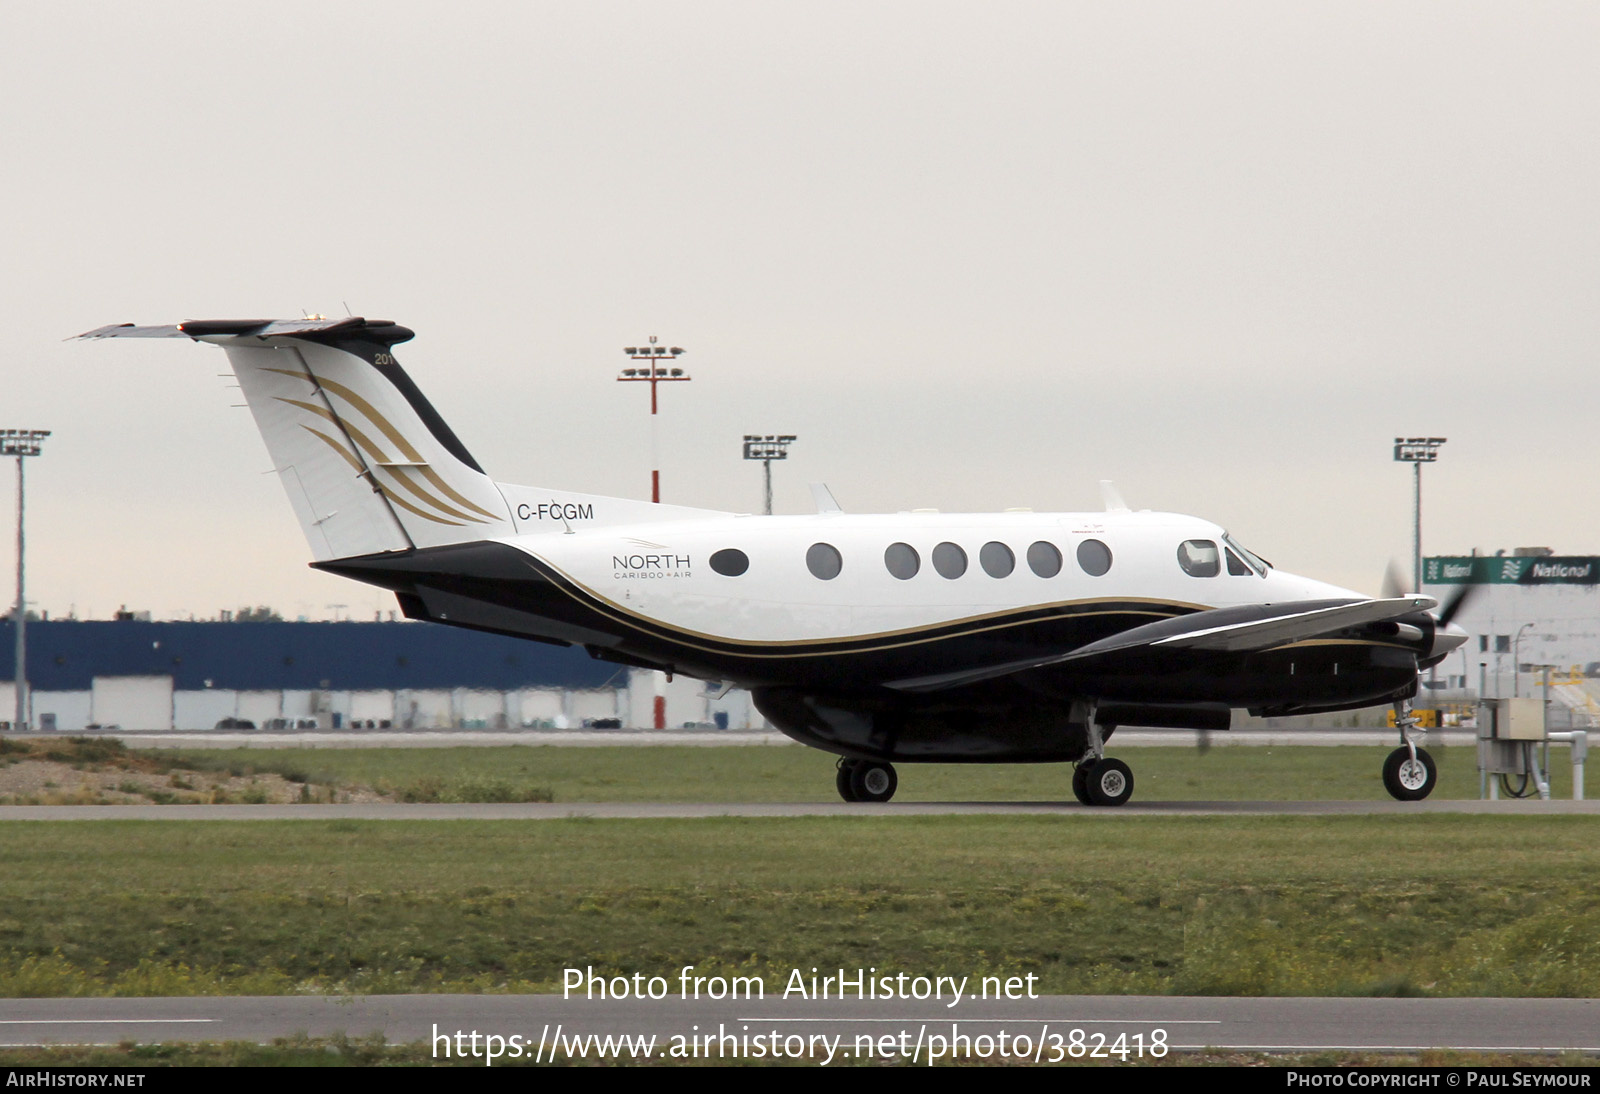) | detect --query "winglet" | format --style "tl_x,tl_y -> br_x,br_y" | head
809,483 -> 843,514
1100,480 -> 1131,513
